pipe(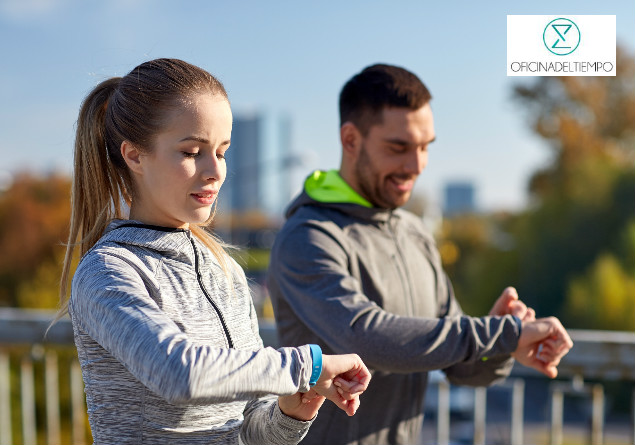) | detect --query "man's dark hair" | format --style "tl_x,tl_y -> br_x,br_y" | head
339,64 -> 432,134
